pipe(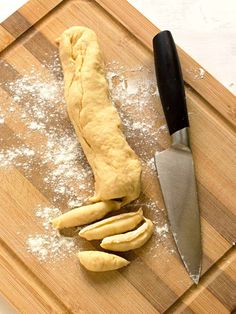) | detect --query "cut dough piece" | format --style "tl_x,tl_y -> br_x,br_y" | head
51,201 -> 120,229
78,251 -> 129,271
58,26 -> 141,205
101,218 -> 154,251
79,208 -> 143,240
